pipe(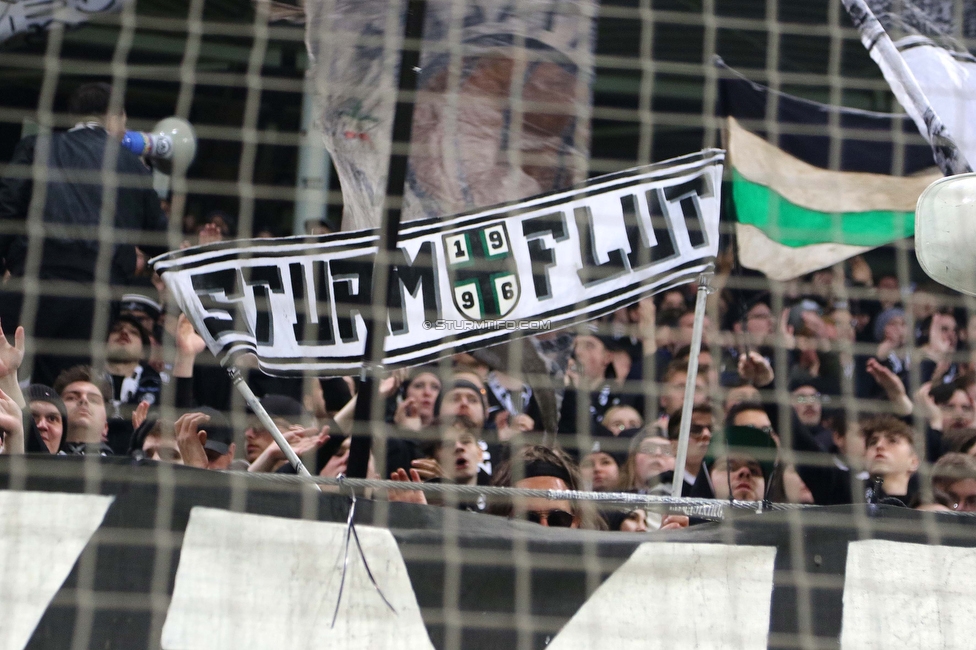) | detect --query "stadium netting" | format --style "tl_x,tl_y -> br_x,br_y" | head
2,0 -> 976,648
